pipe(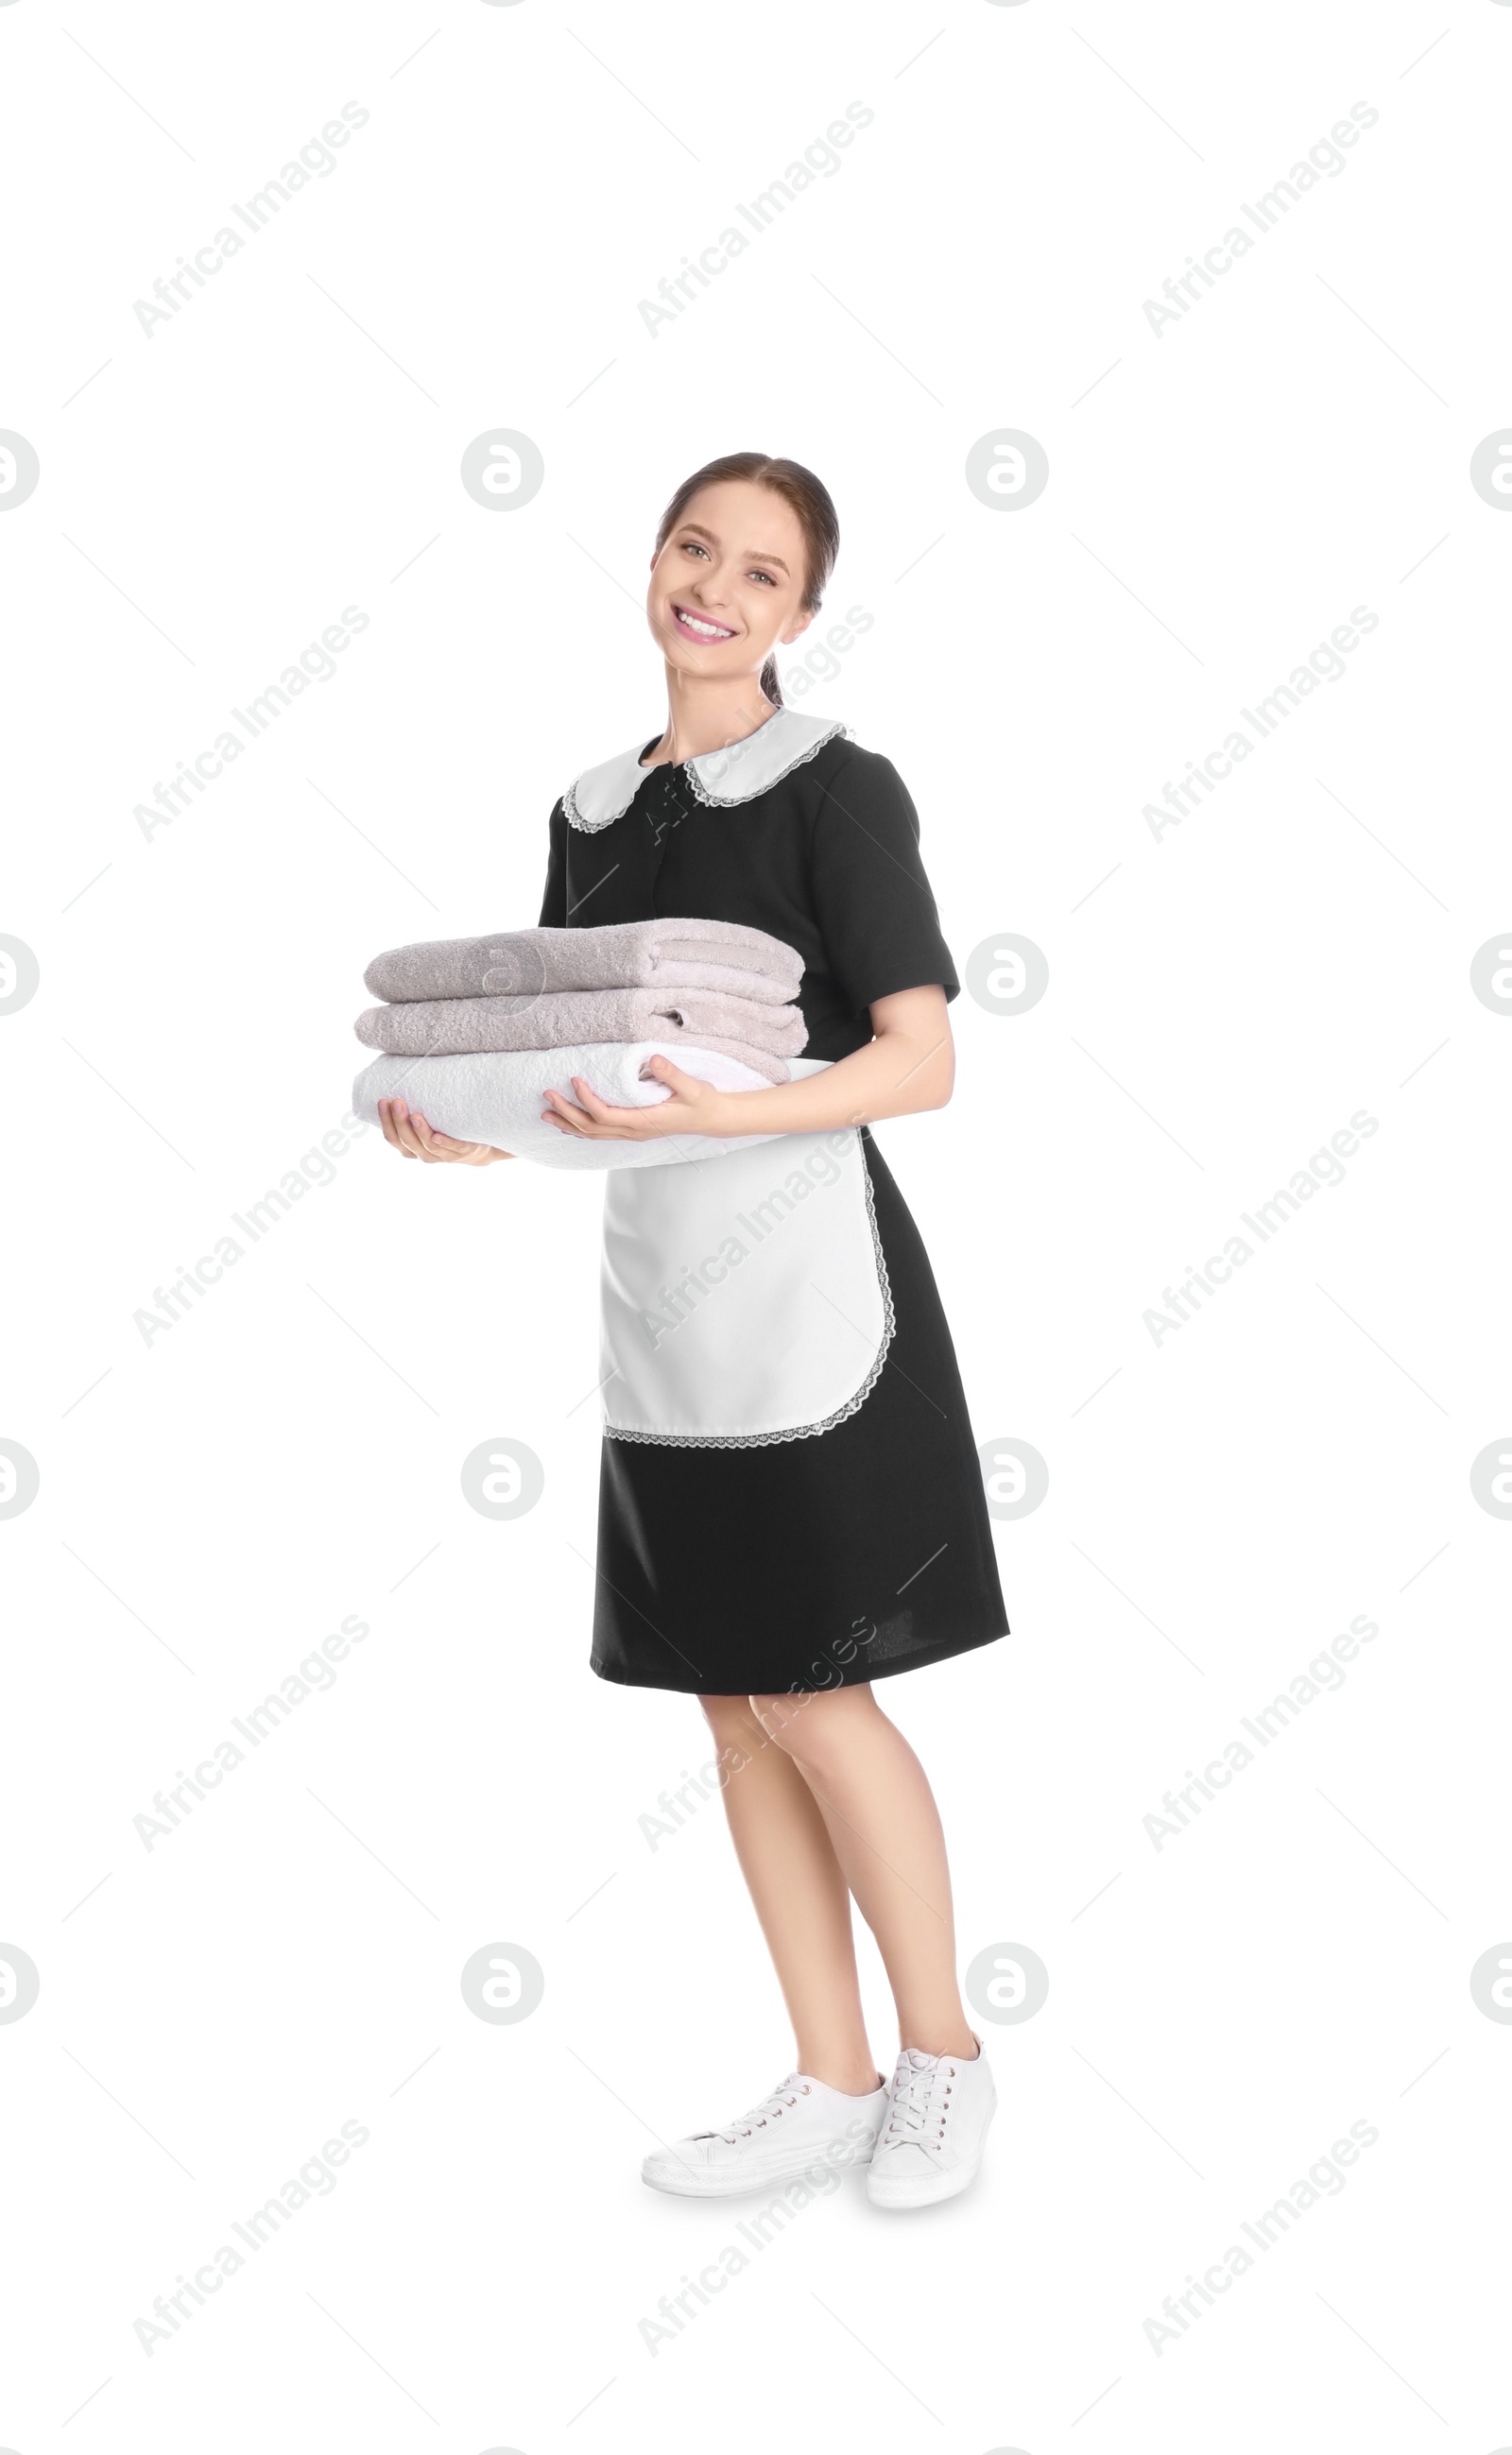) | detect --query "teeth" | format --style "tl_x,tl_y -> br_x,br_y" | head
679,609 -> 731,637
